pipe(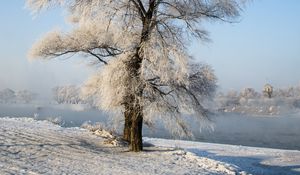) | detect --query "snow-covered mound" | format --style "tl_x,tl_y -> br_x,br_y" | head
0,117 -> 299,175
